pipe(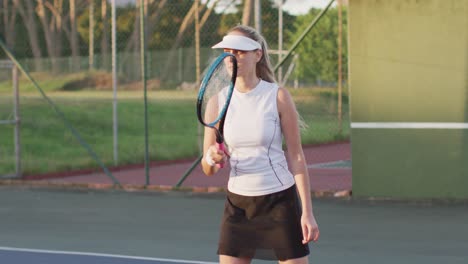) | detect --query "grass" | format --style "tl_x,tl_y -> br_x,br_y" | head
0,72 -> 91,93
0,82 -> 349,176
1,94 -> 200,175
